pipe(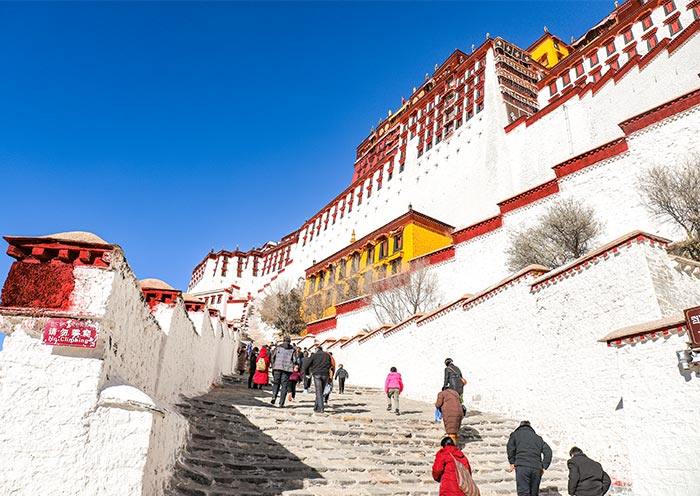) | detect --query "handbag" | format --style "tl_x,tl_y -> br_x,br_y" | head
323,382 -> 333,396
450,453 -> 480,496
